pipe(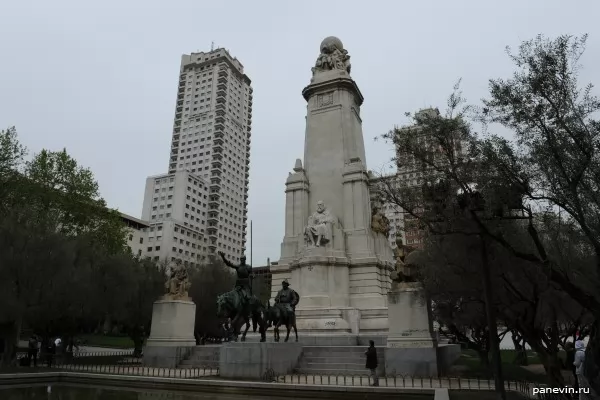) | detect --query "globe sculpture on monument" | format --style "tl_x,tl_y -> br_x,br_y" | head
144,261 -> 197,368
270,36 -> 395,344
